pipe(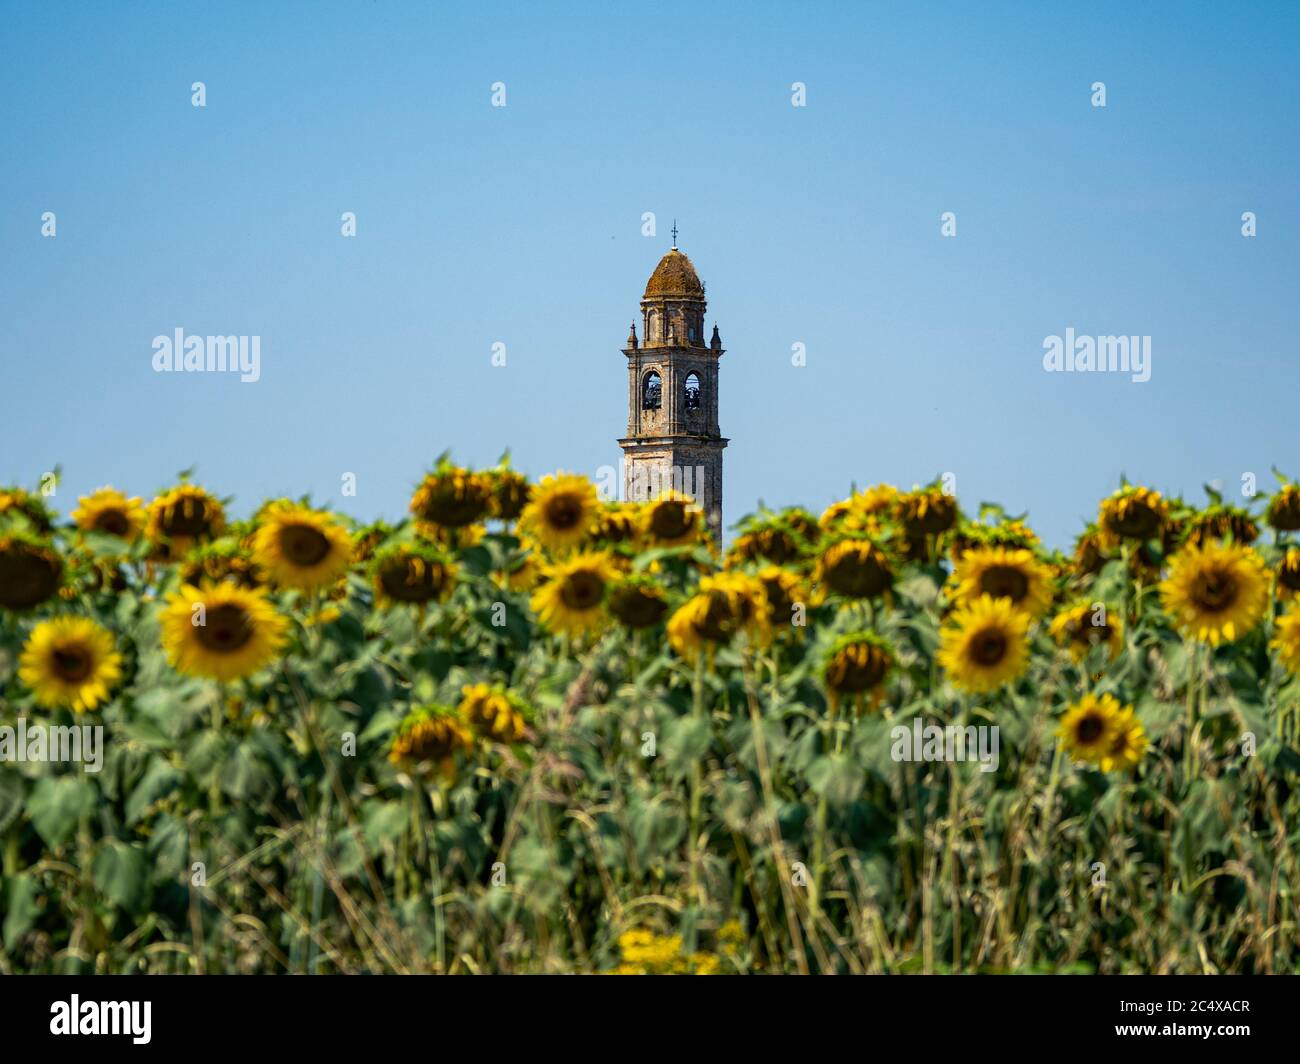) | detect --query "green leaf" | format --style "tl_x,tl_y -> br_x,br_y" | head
126,758 -> 184,824
27,776 -> 97,848
92,839 -> 150,913
3,874 -> 41,948
0,772 -> 25,835
808,754 -> 864,806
